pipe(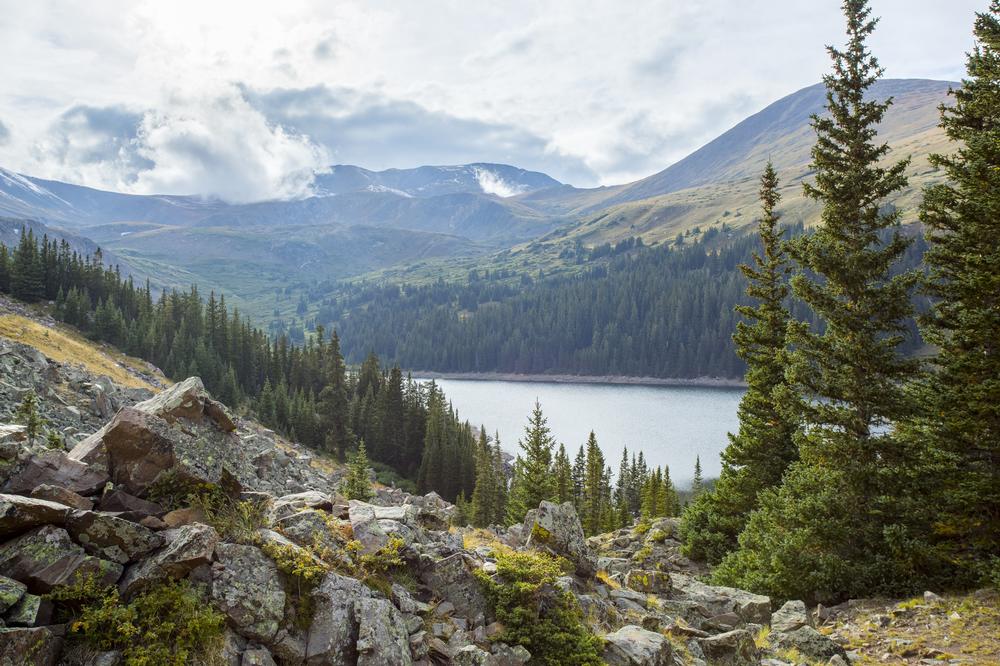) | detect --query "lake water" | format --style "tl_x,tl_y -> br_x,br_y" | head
421,378 -> 745,488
